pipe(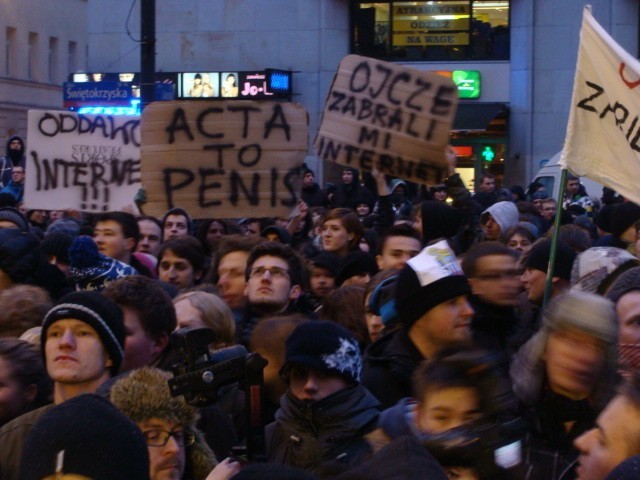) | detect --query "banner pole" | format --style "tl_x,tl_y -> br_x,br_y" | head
543,168 -> 568,309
